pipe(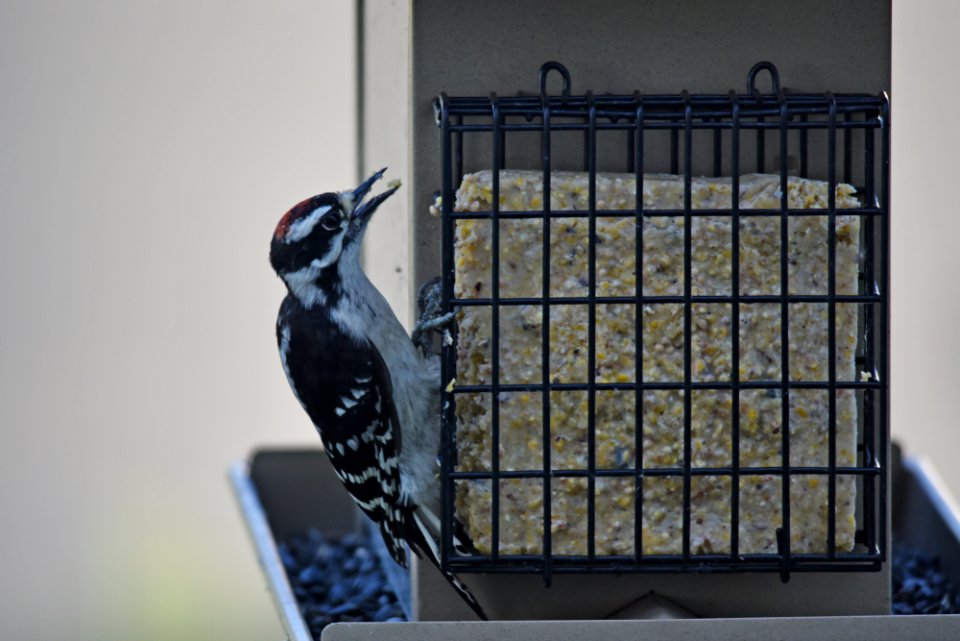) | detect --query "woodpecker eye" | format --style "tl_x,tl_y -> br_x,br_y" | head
320,210 -> 343,231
